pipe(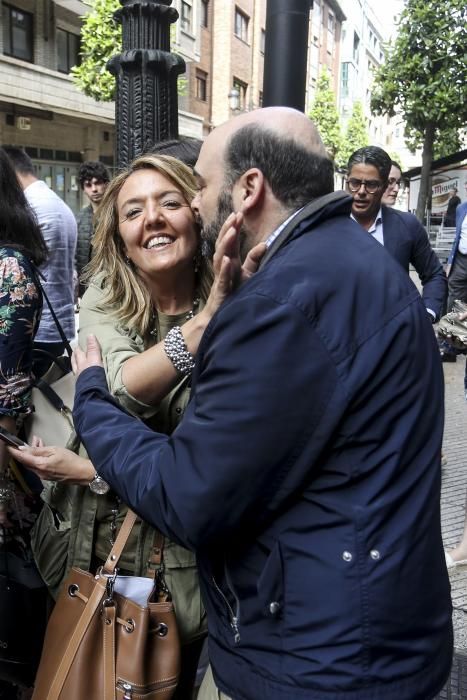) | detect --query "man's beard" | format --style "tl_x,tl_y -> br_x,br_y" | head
201,187 -> 249,261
